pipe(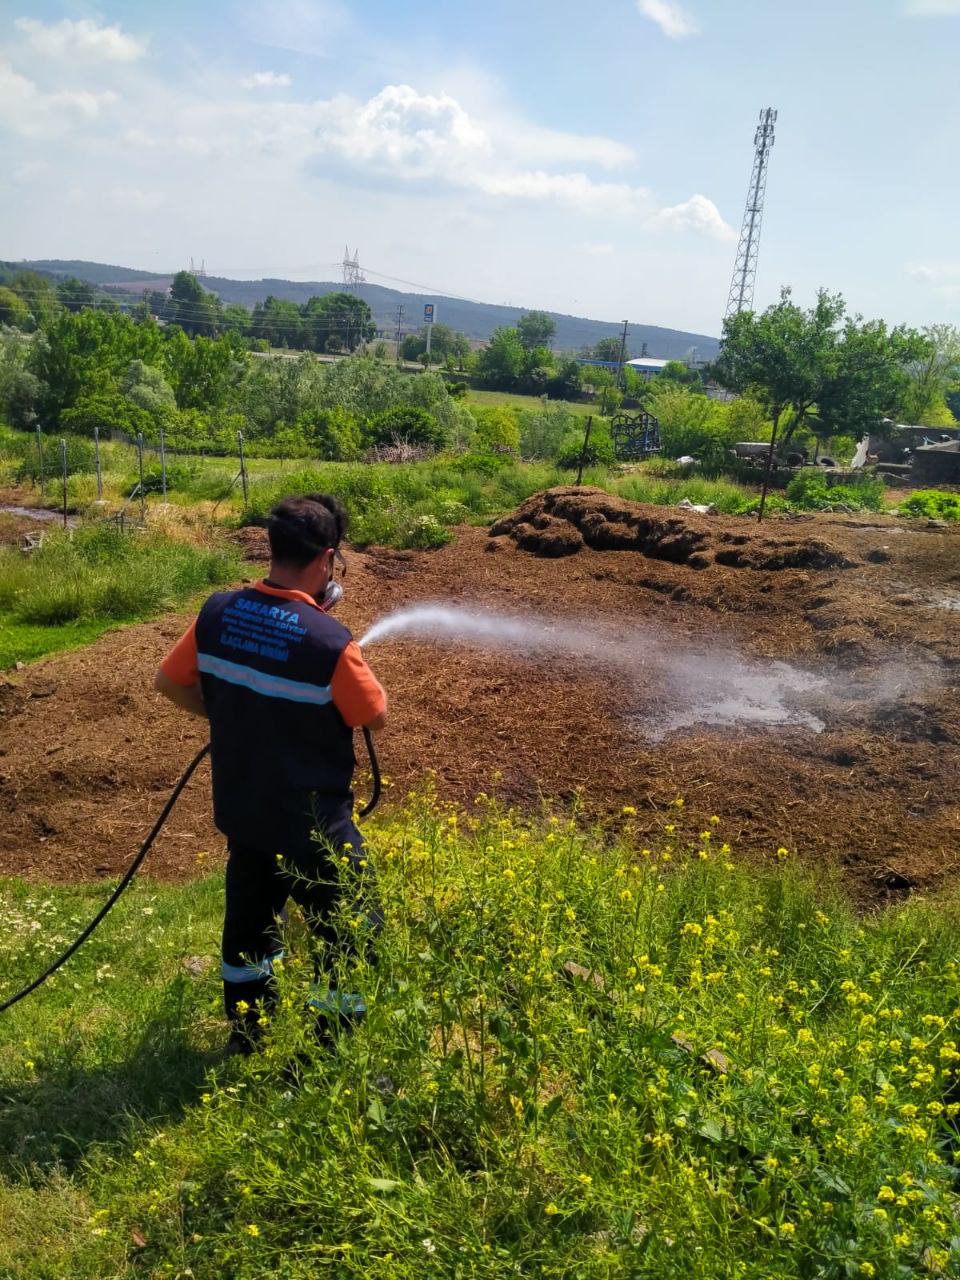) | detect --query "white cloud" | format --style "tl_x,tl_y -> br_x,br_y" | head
649,193 -> 735,240
111,185 -> 164,211
585,242 -> 614,255
12,158 -> 48,182
241,71 -> 293,89
240,0 -> 350,56
636,0 -> 700,38
14,17 -> 146,61
0,59 -> 117,137
131,80 -> 726,235
905,0 -> 960,13
909,263 -> 960,297
302,84 -> 725,230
